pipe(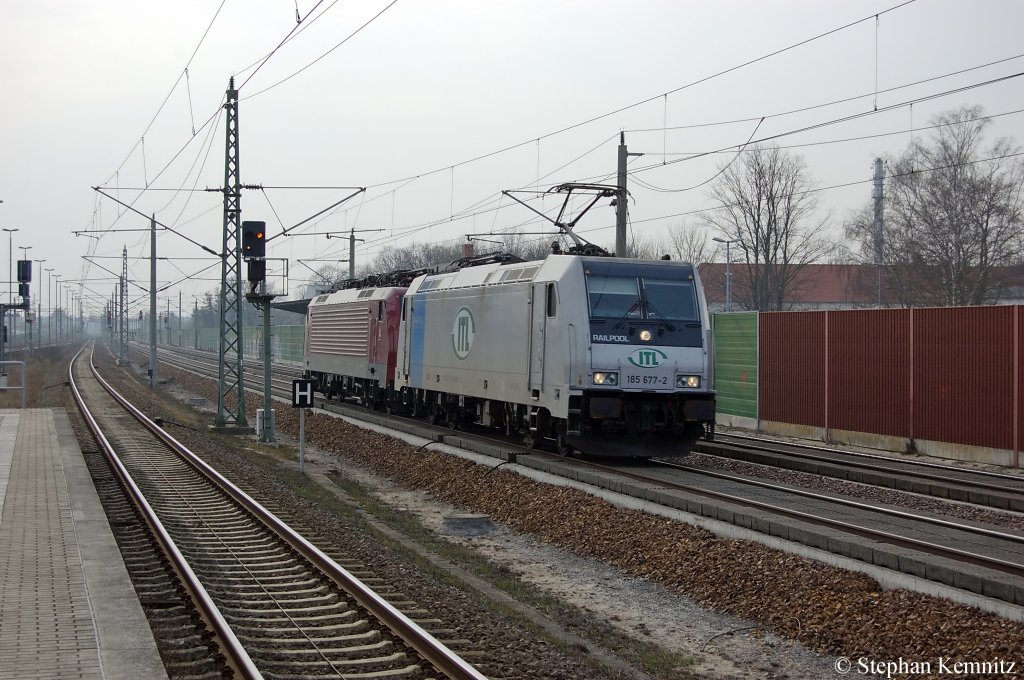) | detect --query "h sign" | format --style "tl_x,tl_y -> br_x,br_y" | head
292,379 -> 314,408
